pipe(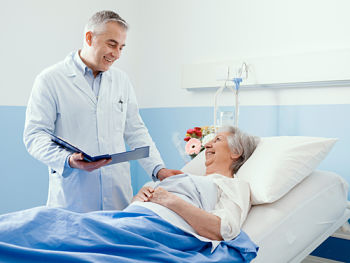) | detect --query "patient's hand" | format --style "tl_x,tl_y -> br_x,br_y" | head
157,168 -> 183,181
132,186 -> 154,202
148,187 -> 177,207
